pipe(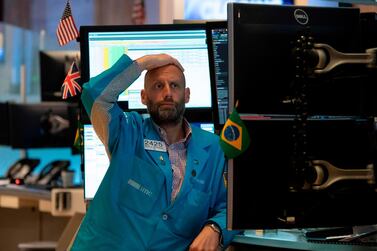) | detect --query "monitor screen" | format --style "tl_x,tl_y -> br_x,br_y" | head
8,102 -> 78,149
227,3 -> 377,231
184,0 -> 293,20
228,3 -> 377,116
206,21 -> 228,128
80,24 -> 214,110
228,115 -> 377,230
83,124 -> 109,200
39,50 -> 80,102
